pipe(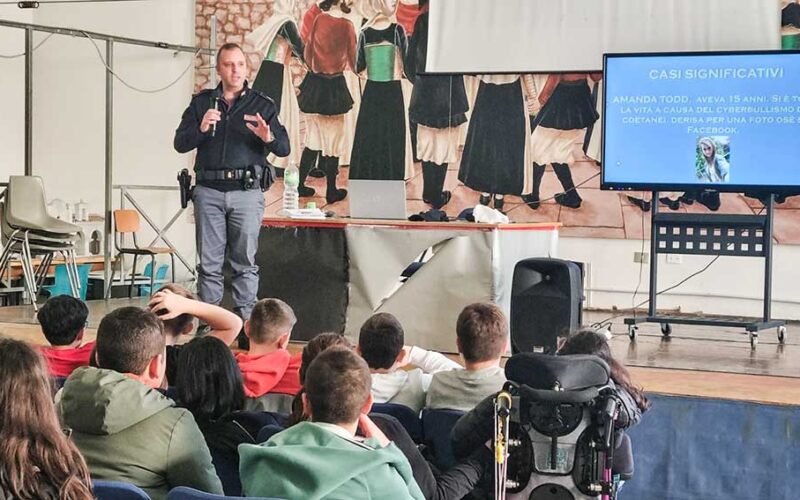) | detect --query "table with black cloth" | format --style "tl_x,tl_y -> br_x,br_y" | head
256,218 -> 560,352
